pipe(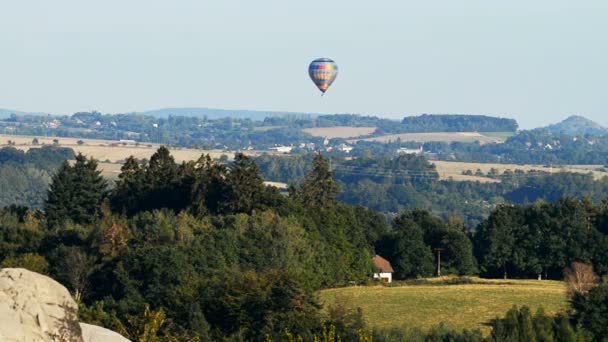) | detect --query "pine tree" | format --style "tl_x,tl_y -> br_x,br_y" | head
518,306 -> 536,342
223,153 -> 264,214
70,154 -> 107,224
111,156 -> 146,214
144,146 -> 181,211
533,308 -> 555,342
45,160 -> 75,227
297,153 -> 339,208
191,154 -> 227,215
554,314 -> 577,342
44,154 -> 107,227
146,146 -> 179,188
